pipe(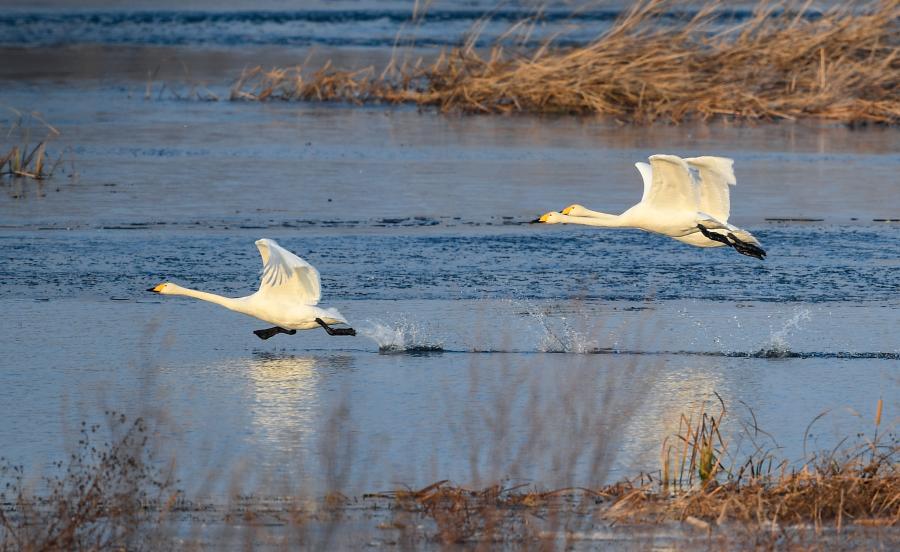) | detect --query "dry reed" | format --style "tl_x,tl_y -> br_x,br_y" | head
1,399 -> 895,548
375,397 -> 898,545
0,413 -> 176,551
230,0 -> 900,124
1,109 -> 64,181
